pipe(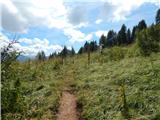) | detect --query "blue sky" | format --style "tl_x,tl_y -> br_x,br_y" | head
0,0 -> 160,56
